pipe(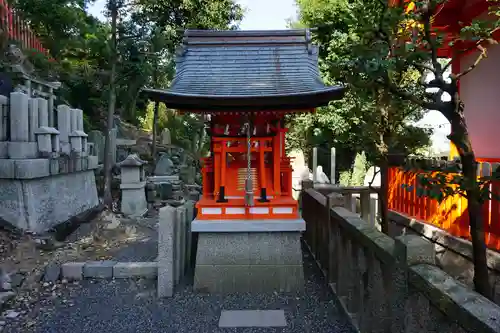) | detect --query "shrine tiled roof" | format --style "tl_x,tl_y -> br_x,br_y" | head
143,29 -> 345,111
